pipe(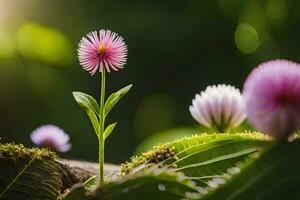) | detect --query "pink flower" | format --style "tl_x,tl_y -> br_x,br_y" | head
78,30 -> 127,75
189,84 -> 246,132
30,125 -> 71,152
244,59 -> 300,140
